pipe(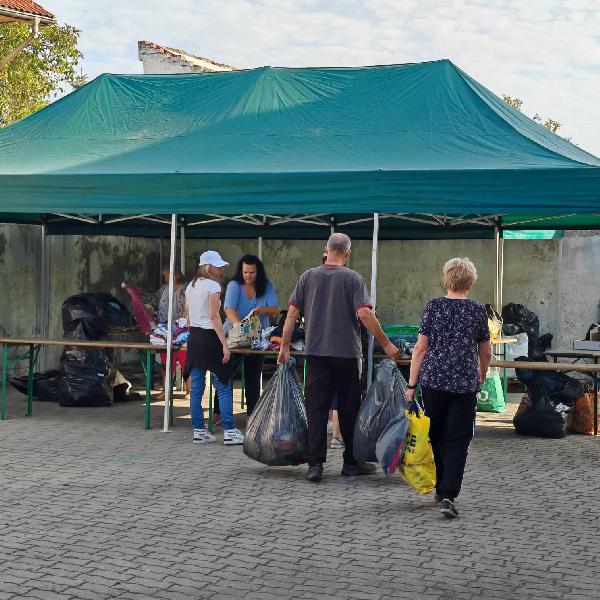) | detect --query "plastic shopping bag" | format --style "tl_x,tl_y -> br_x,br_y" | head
375,412 -> 410,475
243,358 -> 308,466
353,360 -> 408,462
476,369 -> 506,413
227,314 -> 261,349
399,399 -> 436,495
